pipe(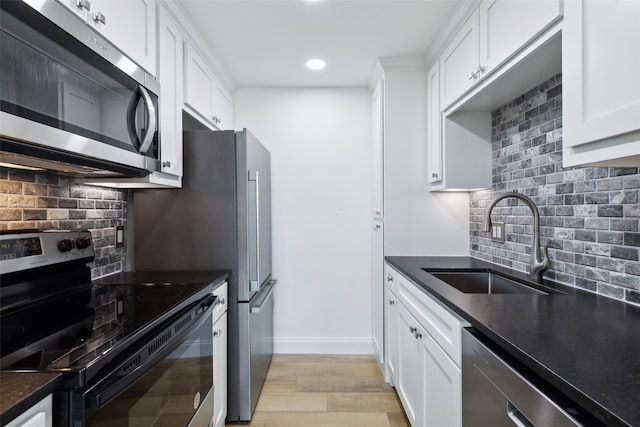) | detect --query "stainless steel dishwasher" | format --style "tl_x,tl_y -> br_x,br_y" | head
462,328 -> 604,427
